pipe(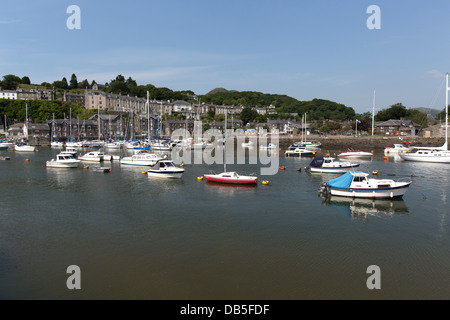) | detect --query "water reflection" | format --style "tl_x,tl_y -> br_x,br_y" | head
321,195 -> 409,219
204,181 -> 257,196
